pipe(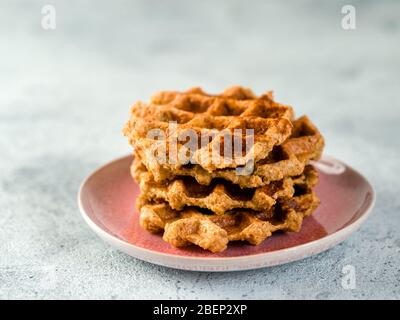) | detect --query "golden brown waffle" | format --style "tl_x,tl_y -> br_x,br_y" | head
123,86 -> 325,253
123,86 -> 294,171
132,159 -> 295,215
149,86 -> 295,120
133,115 -> 324,188
138,166 -> 319,253
151,86 -> 270,103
